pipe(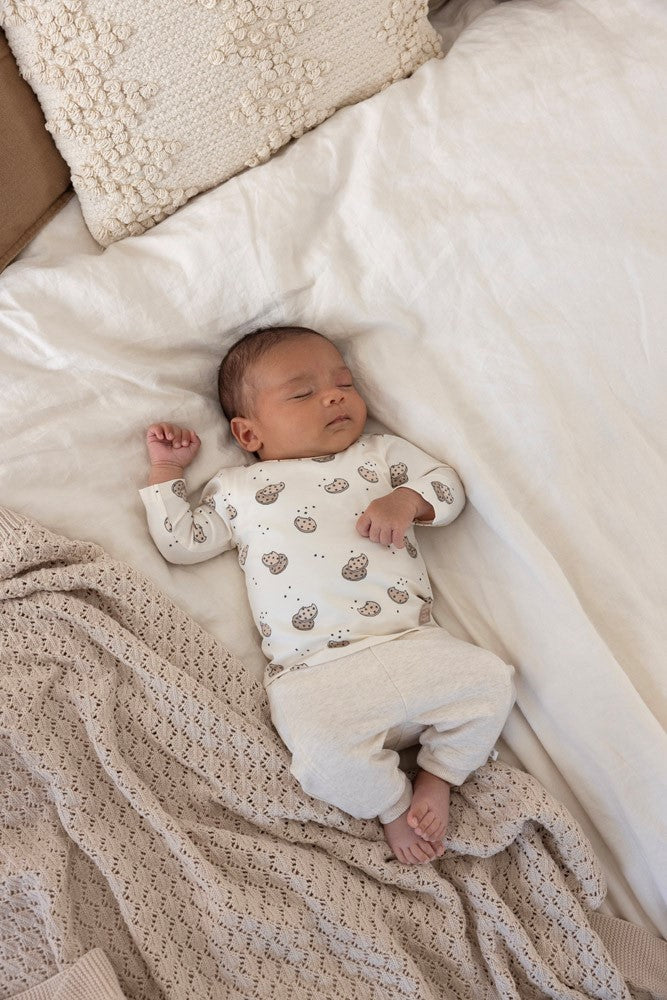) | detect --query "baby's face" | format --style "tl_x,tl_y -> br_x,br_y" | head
231,335 -> 367,461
